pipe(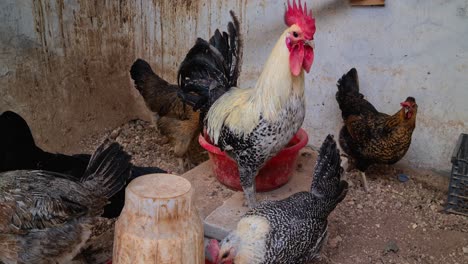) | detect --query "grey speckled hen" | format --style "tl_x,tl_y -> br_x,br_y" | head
0,141 -> 131,264
212,135 -> 348,264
